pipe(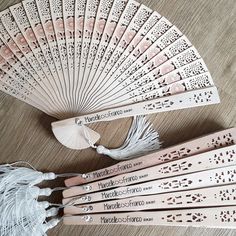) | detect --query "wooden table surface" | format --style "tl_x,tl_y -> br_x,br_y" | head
0,0 -> 236,235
